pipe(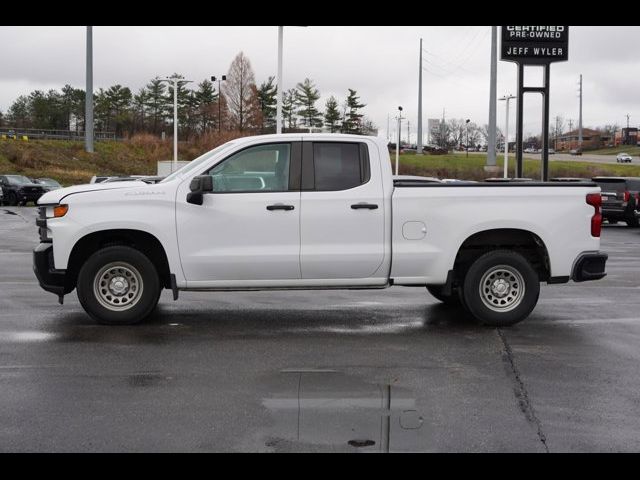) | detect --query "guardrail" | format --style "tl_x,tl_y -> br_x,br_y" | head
0,128 -> 118,141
